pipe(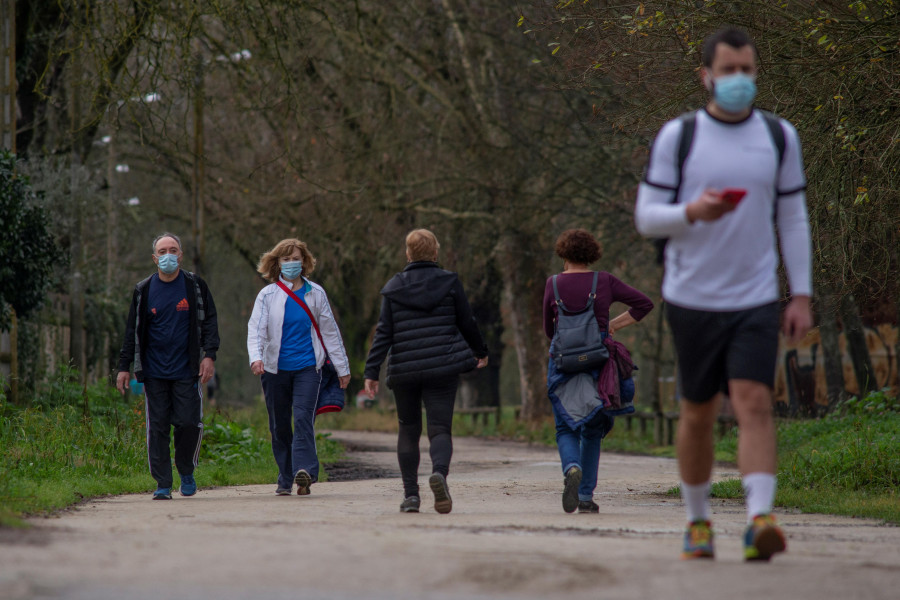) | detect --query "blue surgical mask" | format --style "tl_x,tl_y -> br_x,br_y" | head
712,72 -> 757,114
281,260 -> 303,280
157,253 -> 179,274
